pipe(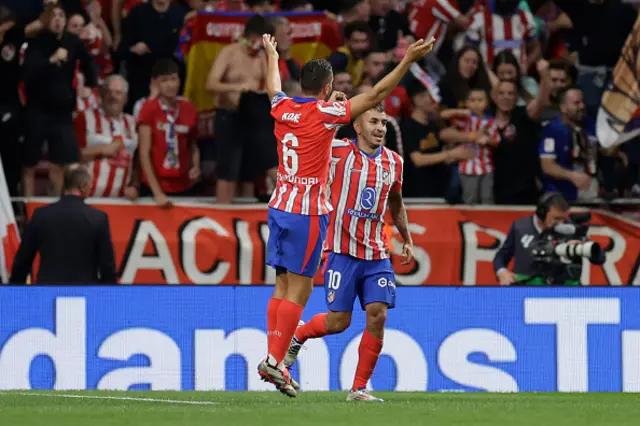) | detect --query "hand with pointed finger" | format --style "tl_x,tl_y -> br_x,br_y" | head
262,34 -> 278,59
